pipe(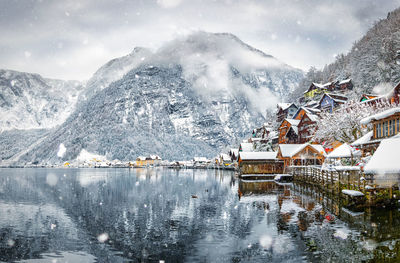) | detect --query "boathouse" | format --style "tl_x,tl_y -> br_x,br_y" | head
238,152 -> 283,174
277,144 -> 326,168
325,143 -> 361,166
364,137 -> 400,187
